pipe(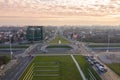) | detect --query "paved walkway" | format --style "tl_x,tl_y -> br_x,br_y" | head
0,60 -> 17,76
70,55 -> 87,80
